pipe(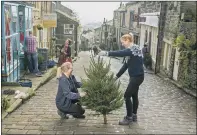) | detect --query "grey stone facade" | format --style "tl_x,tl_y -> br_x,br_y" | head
140,1 -> 161,14
55,2 -> 79,56
161,2 -> 196,91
